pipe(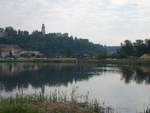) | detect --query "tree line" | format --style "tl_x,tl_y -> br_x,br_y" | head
0,27 -> 106,57
119,39 -> 150,57
96,39 -> 150,59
